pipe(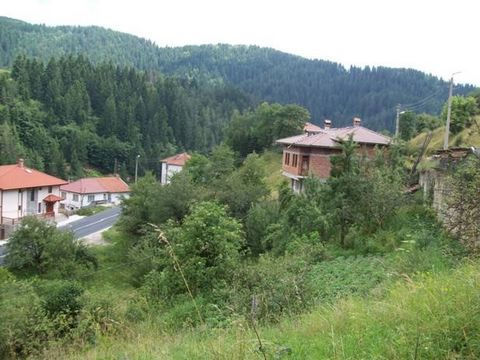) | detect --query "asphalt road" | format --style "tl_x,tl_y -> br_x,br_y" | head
0,206 -> 121,265
60,206 -> 121,239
